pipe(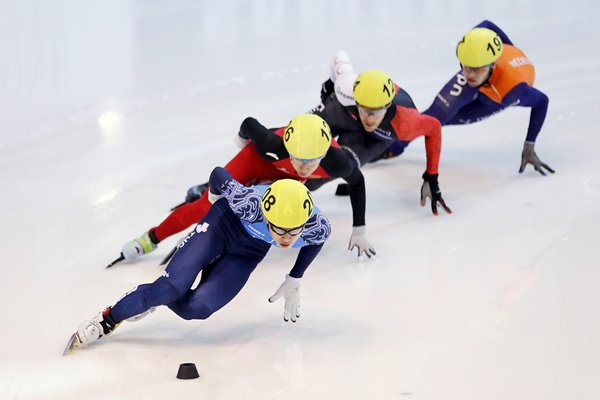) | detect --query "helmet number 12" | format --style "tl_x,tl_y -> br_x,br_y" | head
383,78 -> 393,97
